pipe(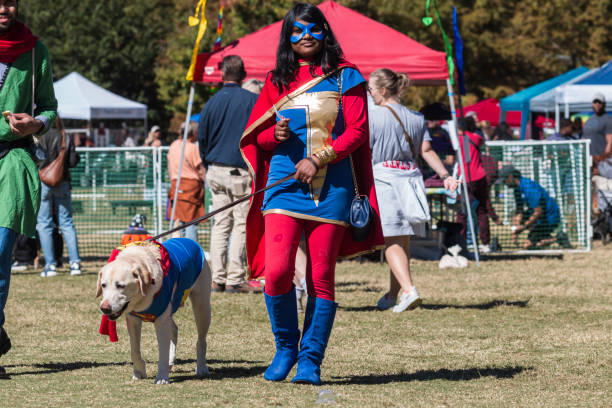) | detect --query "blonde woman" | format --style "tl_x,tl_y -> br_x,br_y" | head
368,68 -> 459,312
